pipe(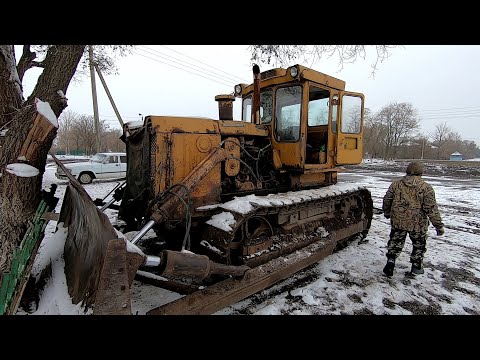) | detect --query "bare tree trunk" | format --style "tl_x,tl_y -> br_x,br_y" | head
0,45 -> 85,271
